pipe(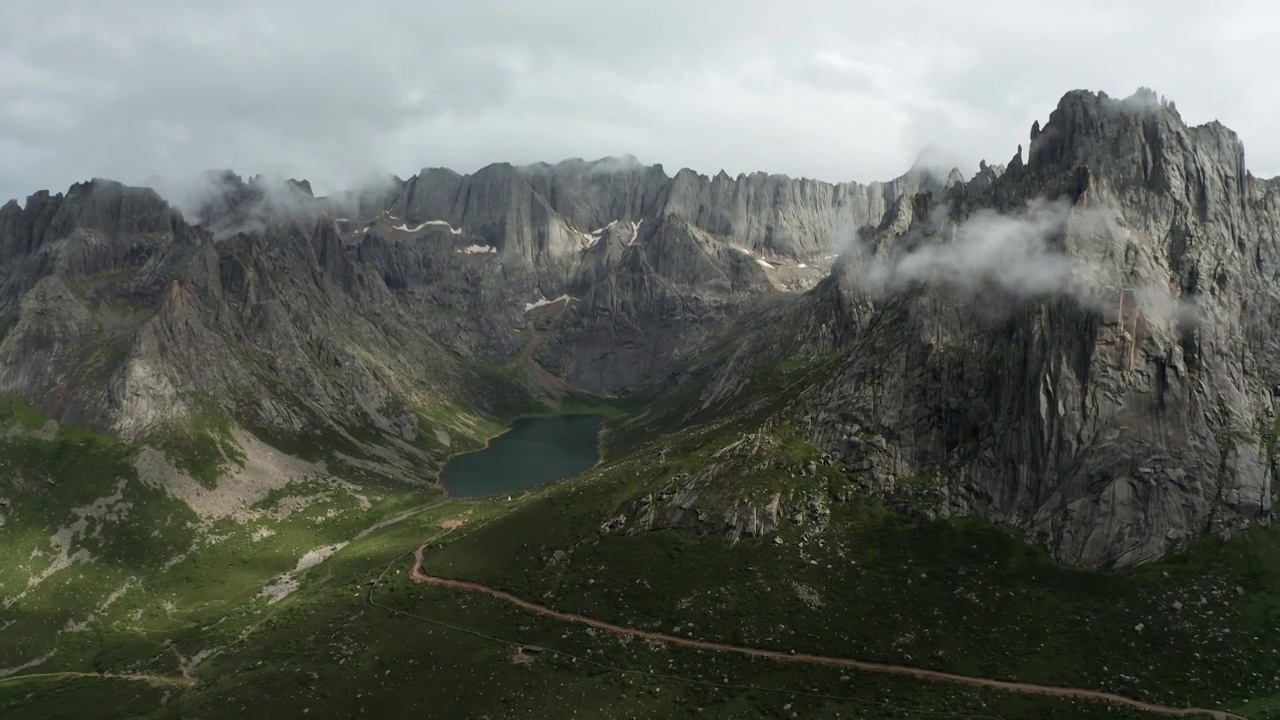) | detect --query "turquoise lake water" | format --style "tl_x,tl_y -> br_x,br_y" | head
440,414 -> 604,498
